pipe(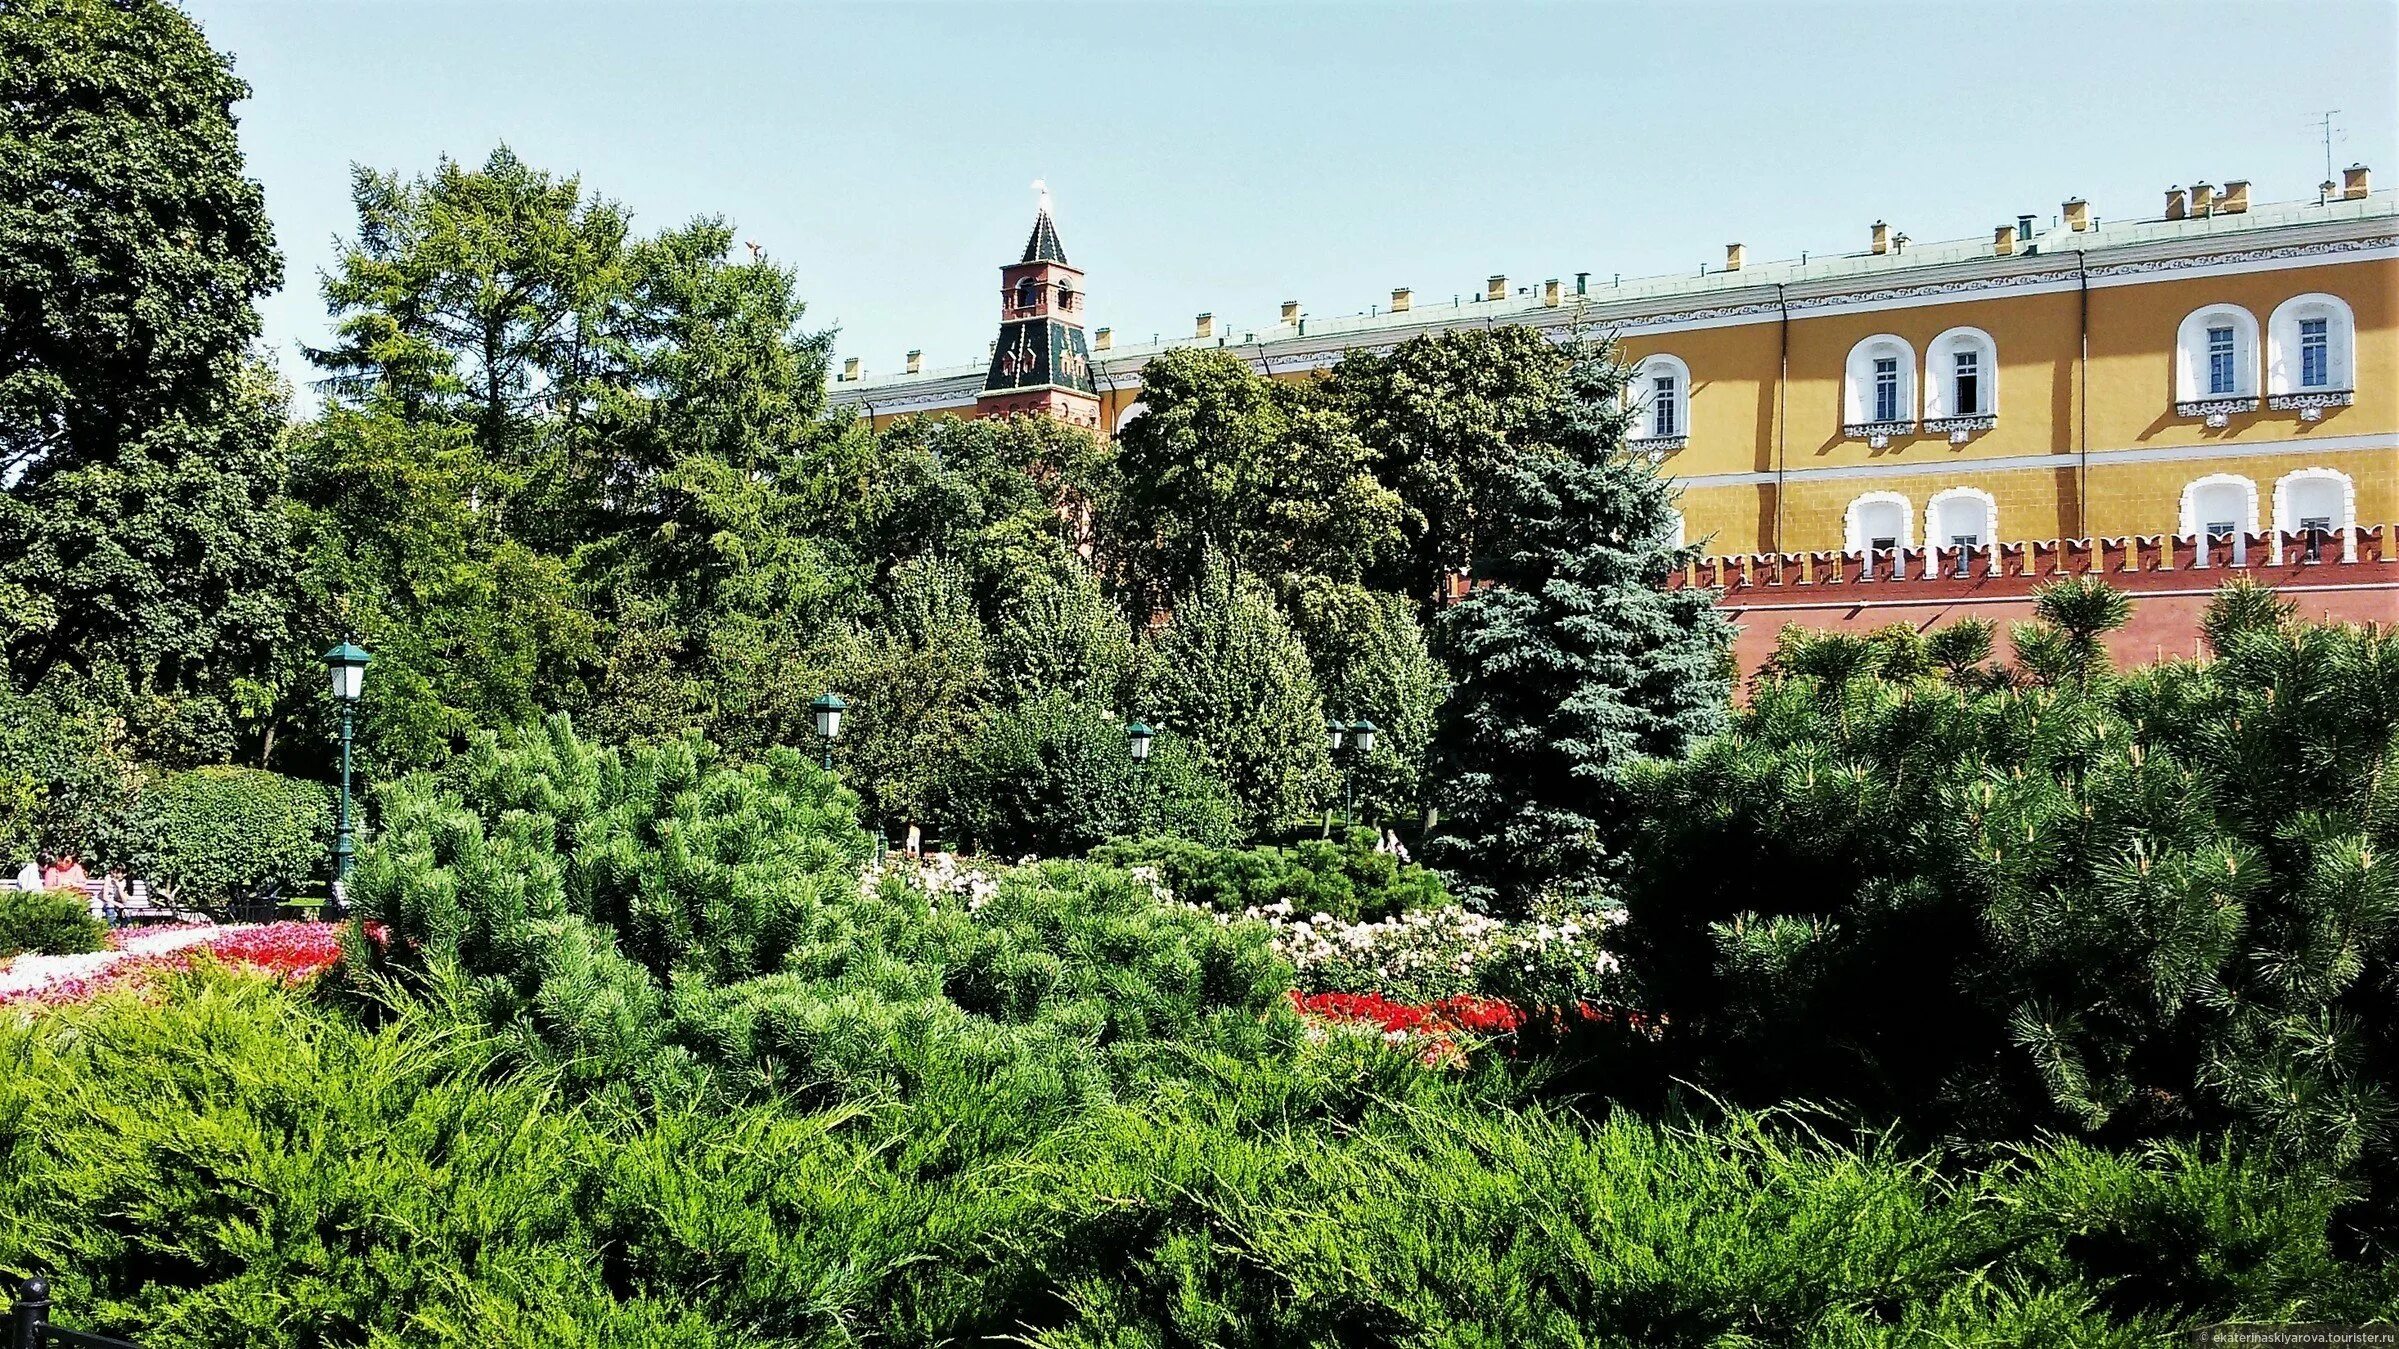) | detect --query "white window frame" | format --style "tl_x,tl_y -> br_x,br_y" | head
1843,490 -> 1915,556
1627,354 -> 1692,453
1923,326 -> 2000,438
1843,335 -> 1918,442
1924,486 -> 1999,575
2271,467 -> 2357,562
2173,304 -> 2260,420
2178,473 -> 2260,566
2265,293 -> 2358,418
